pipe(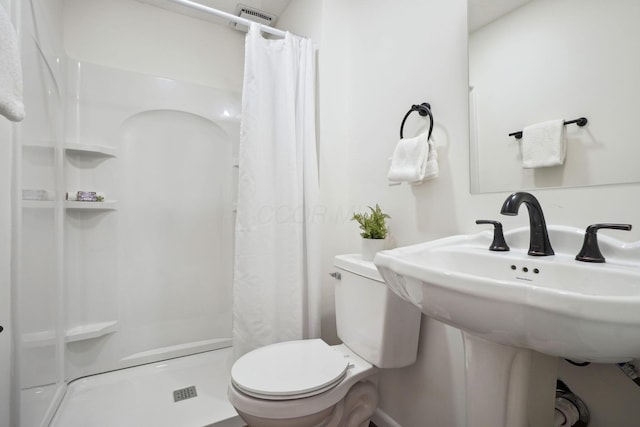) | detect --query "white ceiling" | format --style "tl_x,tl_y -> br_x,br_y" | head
138,0 -> 529,34
136,0 -> 292,27
468,0 -> 531,32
